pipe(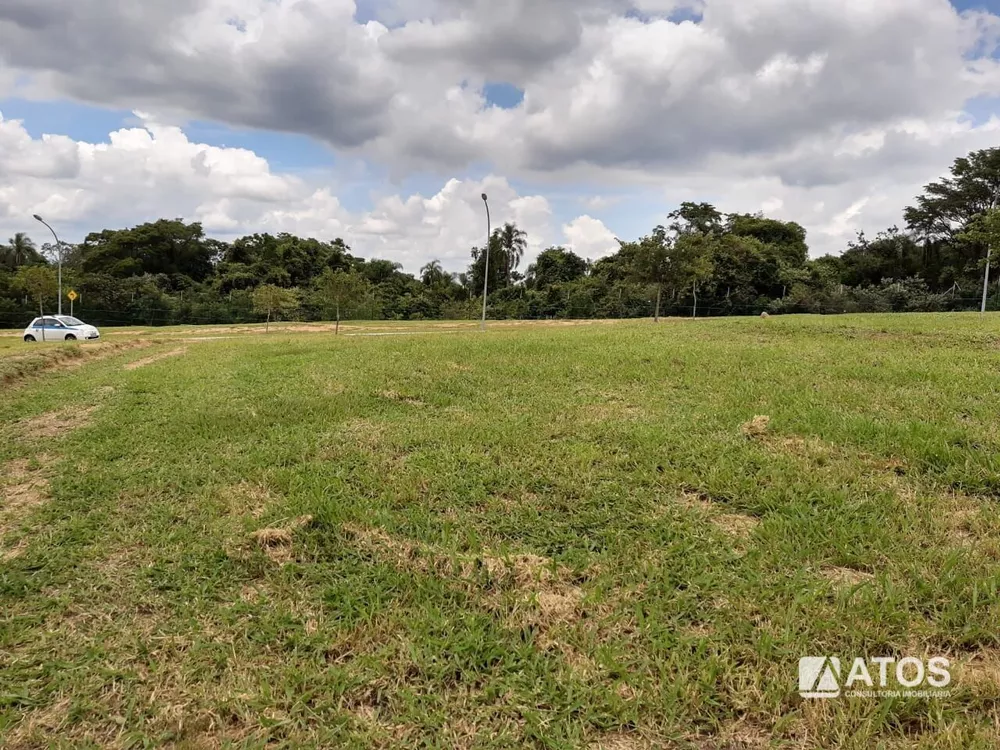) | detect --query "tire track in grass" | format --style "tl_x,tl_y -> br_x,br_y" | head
0,456 -> 51,560
2,339 -> 154,388
123,346 -> 188,371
